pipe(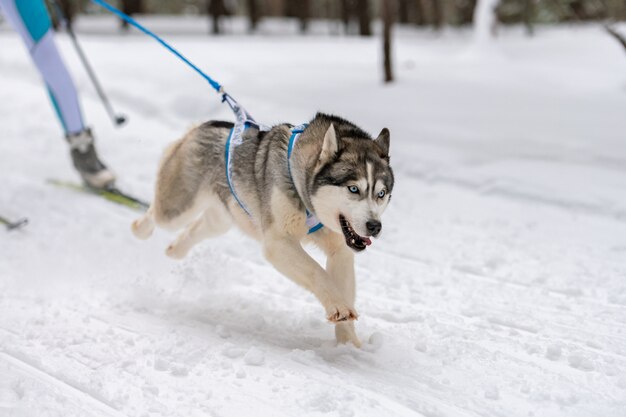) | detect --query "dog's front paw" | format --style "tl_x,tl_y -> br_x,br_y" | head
326,305 -> 358,323
165,243 -> 187,259
336,322 -> 362,348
